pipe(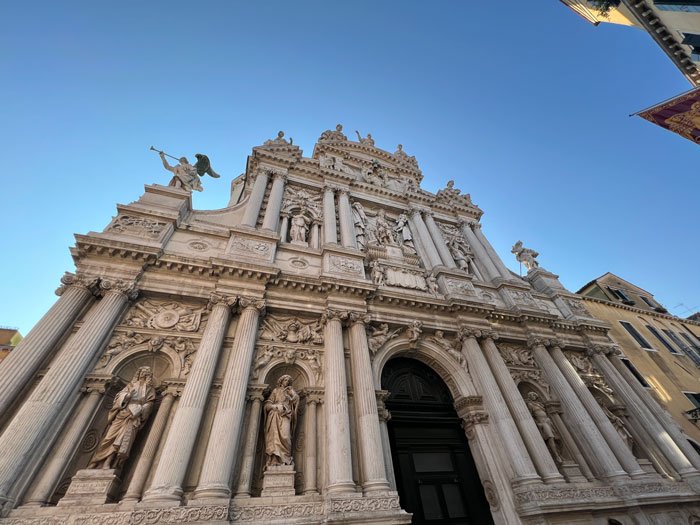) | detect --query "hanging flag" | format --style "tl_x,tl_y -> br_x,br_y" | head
637,87 -> 700,145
